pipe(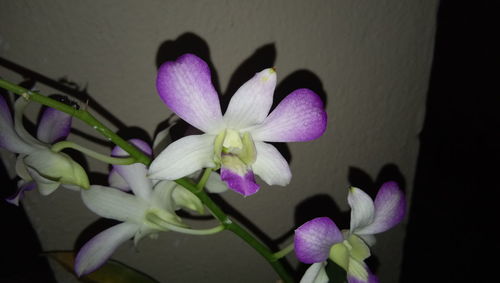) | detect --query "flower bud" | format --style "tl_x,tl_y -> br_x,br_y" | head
23,149 -> 89,190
